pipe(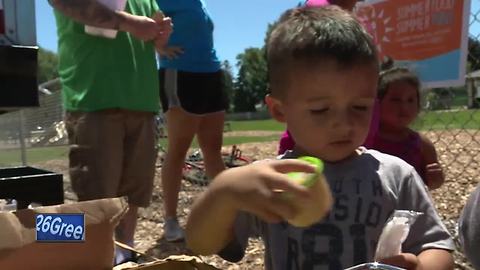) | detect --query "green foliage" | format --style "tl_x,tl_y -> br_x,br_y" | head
263,23 -> 275,50
37,47 -> 59,83
221,60 -> 234,112
233,47 -> 268,112
231,22 -> 276,113
468,37 -> 480,72
424,87 -> 470,110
